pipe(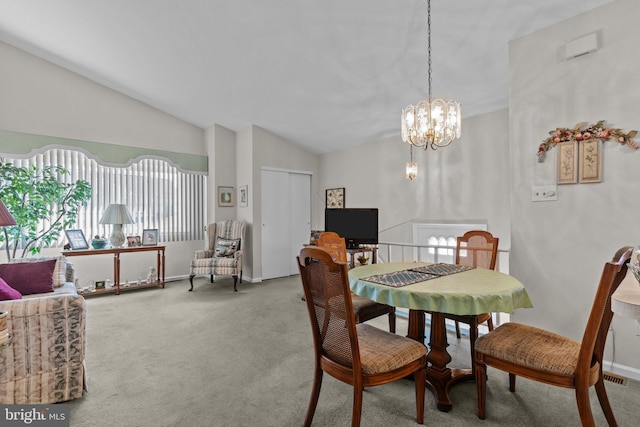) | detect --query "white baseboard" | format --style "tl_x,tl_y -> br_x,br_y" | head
165,274 -> 261,283
602,361 -> 640,382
